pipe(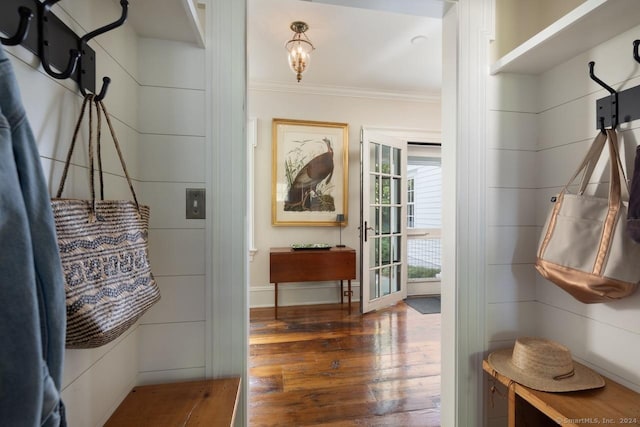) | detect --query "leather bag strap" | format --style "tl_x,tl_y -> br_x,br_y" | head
563,131 -> 607,195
